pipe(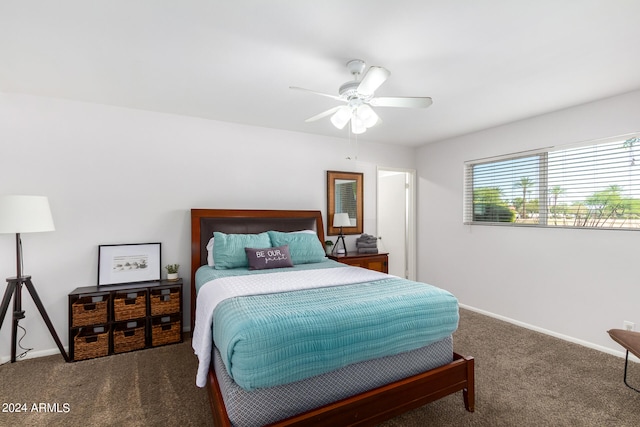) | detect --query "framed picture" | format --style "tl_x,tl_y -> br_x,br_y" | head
98,243 -> 161,286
